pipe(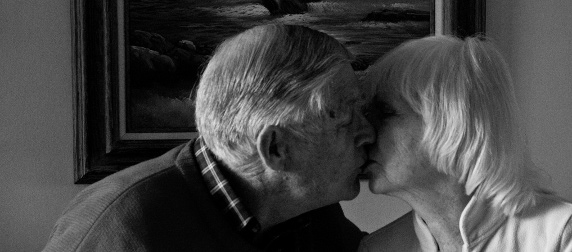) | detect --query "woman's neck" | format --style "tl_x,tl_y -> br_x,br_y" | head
392,176 -> 471,252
